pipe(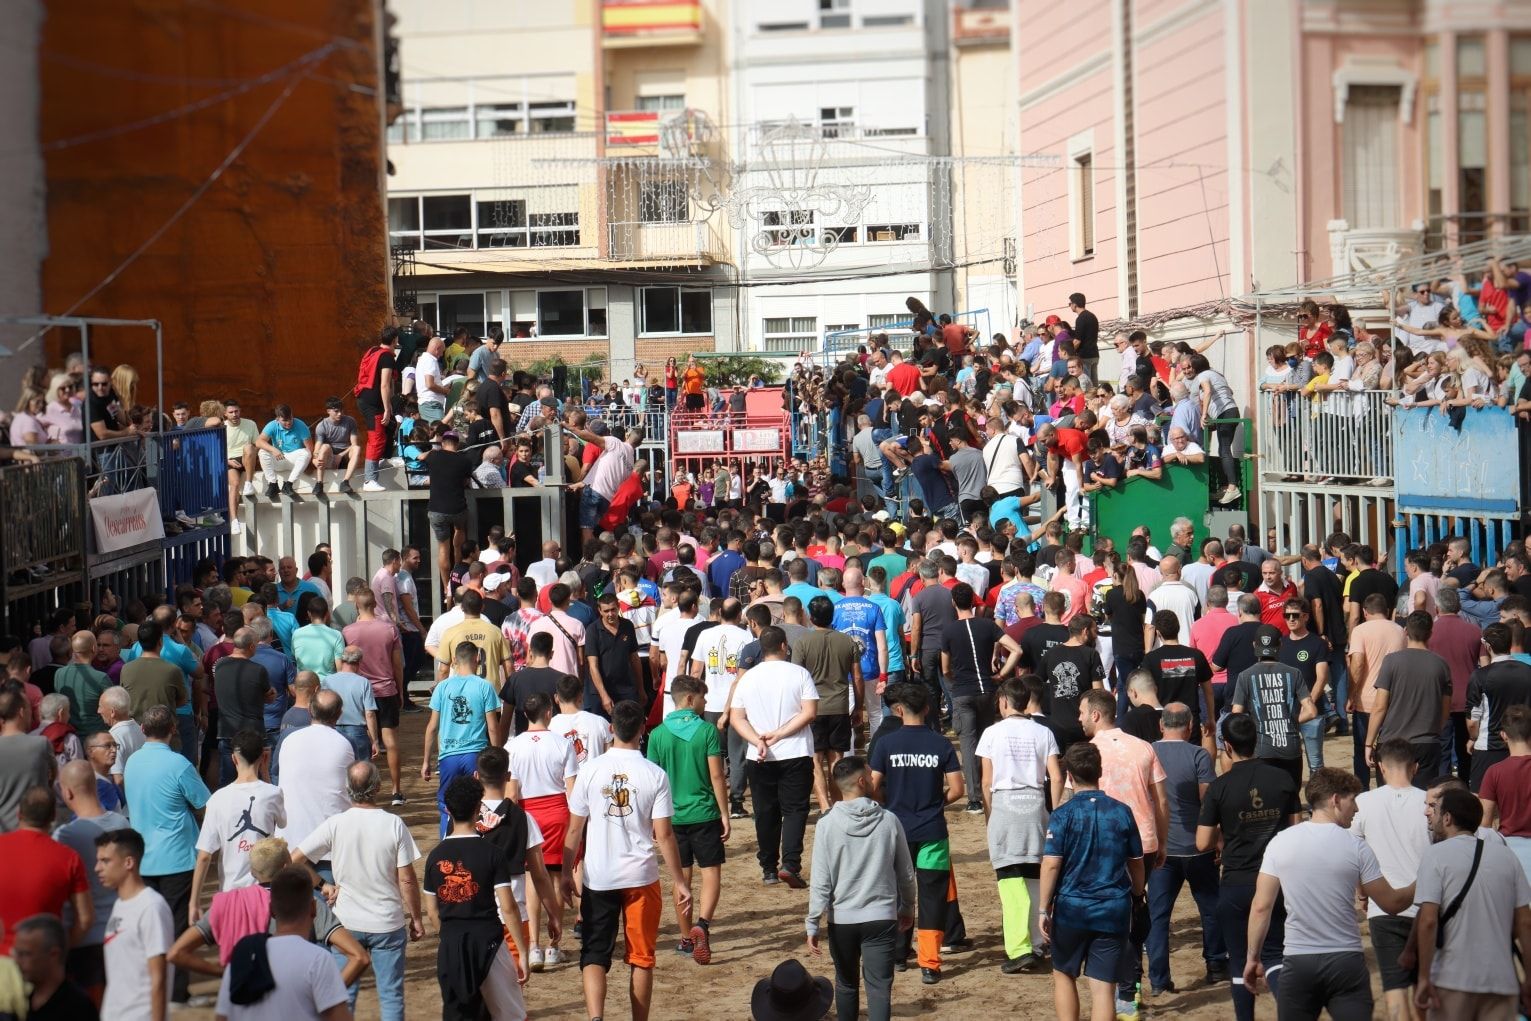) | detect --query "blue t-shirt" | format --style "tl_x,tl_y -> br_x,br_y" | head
707,549 -> 745,599
1152,739 -> 1215,856
321,670 -> 379,727
868,724 -> 960,844
782,582 -> 823,609
832,596 -> 887,679
565,600 -> 596,629
252,645 -> 295,730
430,673 -> 502,758
867,593 -> 907,673
276,579 -> 322,612
990,495 -> 1026,532
911,453 -> 956,511
260,417 -> 311,454
1043,789 -> 1142,934
123,741 -> 211,876
122,638 -> 200,717
267,607 -> 298,653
